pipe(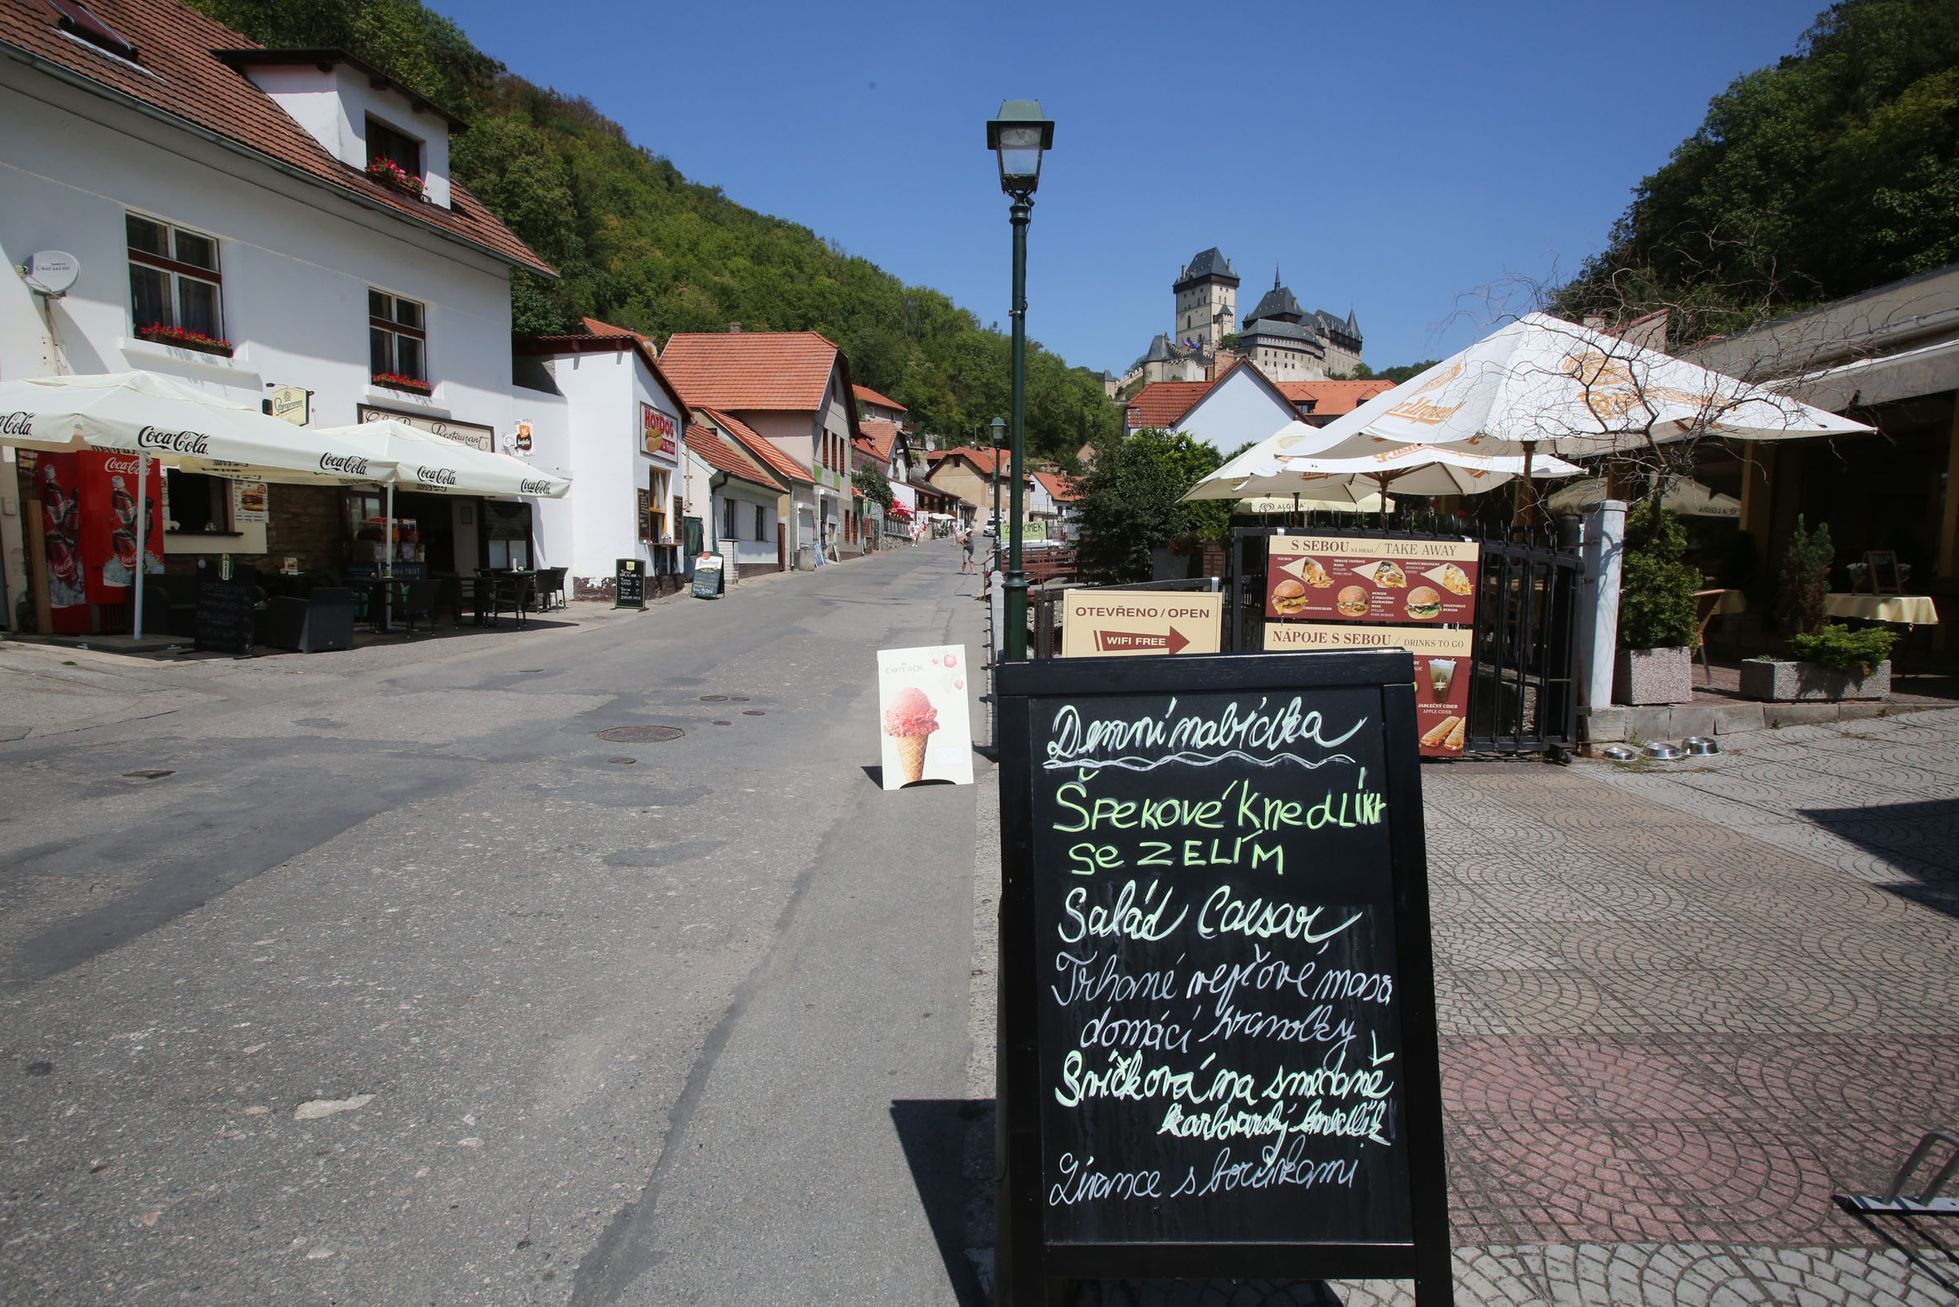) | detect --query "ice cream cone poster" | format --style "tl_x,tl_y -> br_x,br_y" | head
876,645 -> 974,789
